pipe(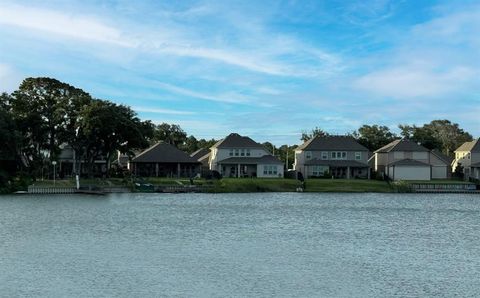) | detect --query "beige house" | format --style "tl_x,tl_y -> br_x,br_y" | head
294,136 -> 370,179
209,133 -> 284,178
452,139 -> 480,180
372,139 -> 450,180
